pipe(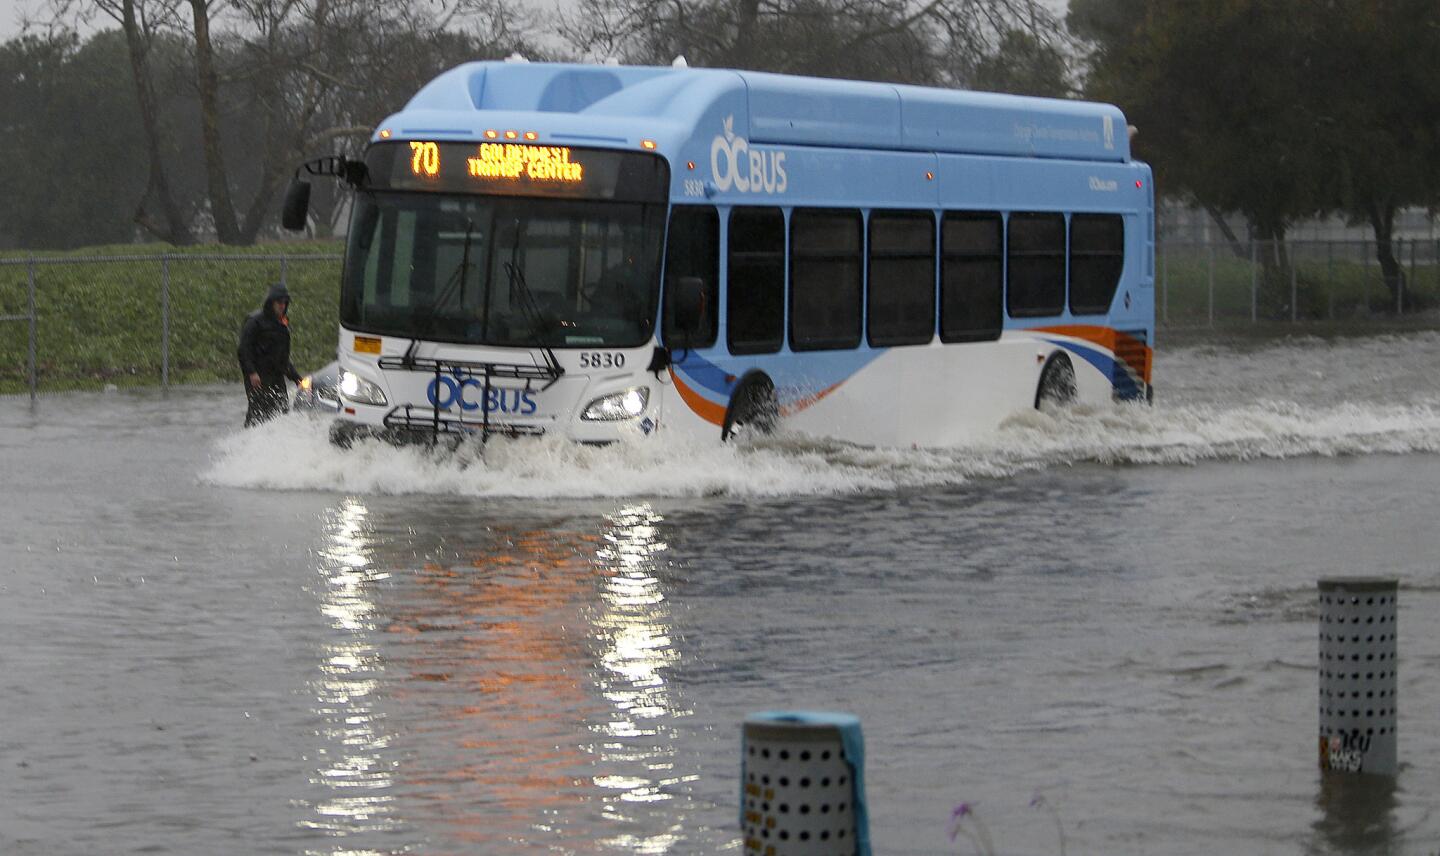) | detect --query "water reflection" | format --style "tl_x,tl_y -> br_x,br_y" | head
1310,771 -> 1398,855
305,497 -> 401,849
357,516 -> 602,850
595,504 -> 680,739
590,505 -> 693,852
302,499 -> 697,851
